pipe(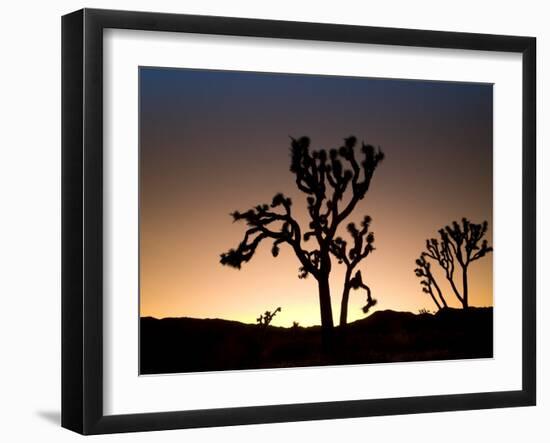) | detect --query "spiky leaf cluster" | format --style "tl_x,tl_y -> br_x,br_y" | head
329,215 -> 375,266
